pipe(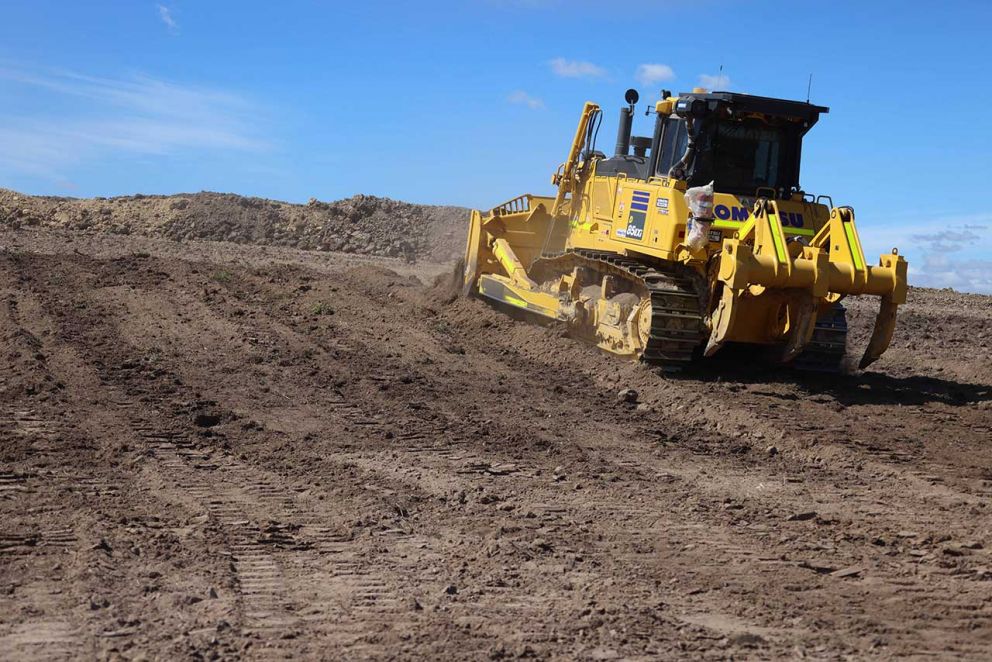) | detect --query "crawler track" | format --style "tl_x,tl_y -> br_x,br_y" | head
532,249 -> 707,371
793,303 -> 848,372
